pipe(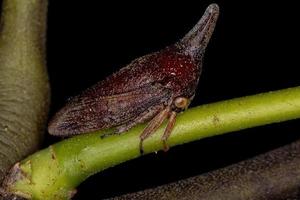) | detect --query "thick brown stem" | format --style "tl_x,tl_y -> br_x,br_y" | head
110,138 -> 300,200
